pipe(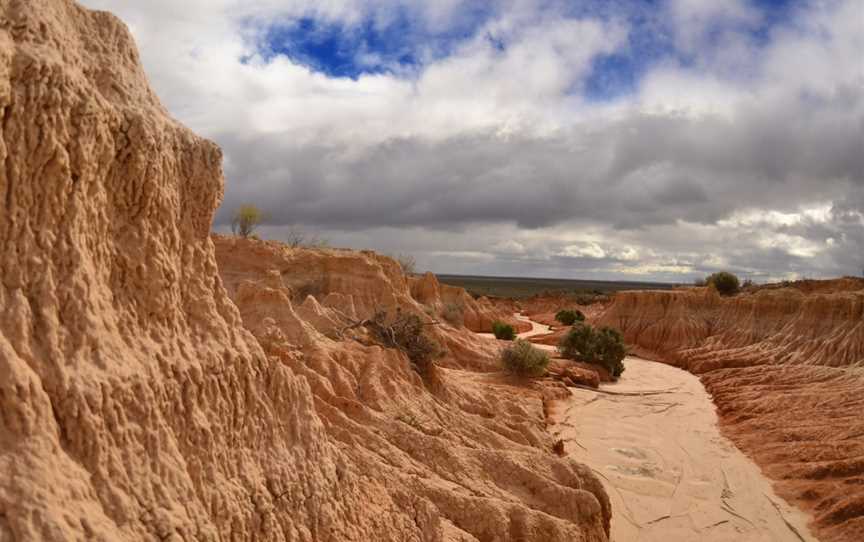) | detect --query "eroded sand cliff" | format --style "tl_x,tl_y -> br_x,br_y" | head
596,283 -> 864,541
0,1 -> 610,540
